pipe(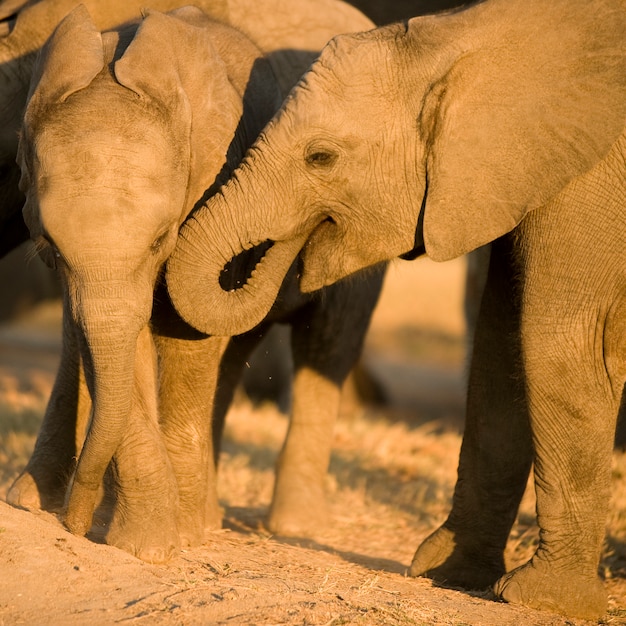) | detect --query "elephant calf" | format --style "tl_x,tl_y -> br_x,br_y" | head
10,1 -> 381,560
